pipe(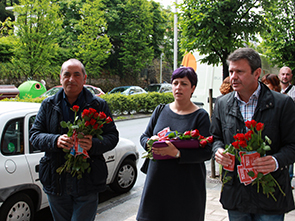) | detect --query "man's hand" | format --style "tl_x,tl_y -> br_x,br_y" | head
78,135 -> 93,151
252,155 -> 276,173
57,134 -> 74,150
215,148 -> 233,167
